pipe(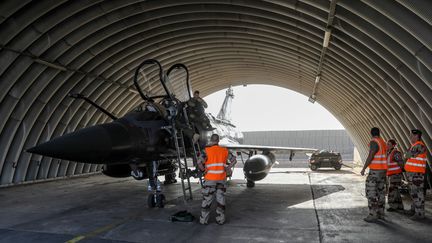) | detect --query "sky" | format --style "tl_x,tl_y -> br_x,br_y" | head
203,85 -> 344,132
